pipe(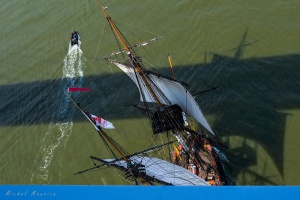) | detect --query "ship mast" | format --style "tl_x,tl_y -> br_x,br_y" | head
96,1 -> 214,149
68,94 -> 129,162
68,94 -> 153,185
97,0 -> 163,107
